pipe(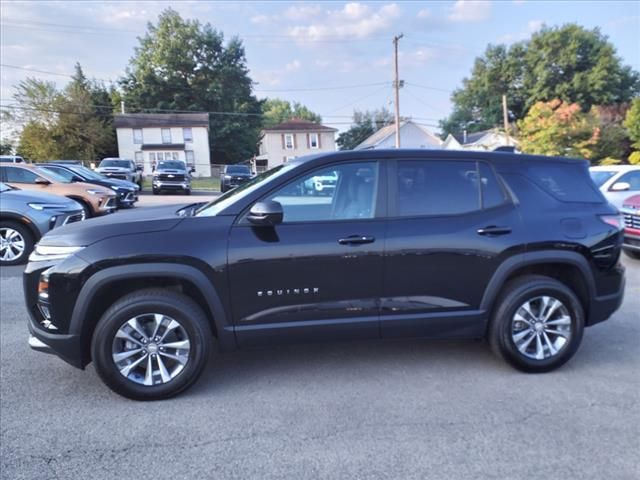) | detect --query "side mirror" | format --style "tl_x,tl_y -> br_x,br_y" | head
35,177 -> 50,185
247,201 -> 283,226
72,175 -> 83,182
610,182 -> 631,192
